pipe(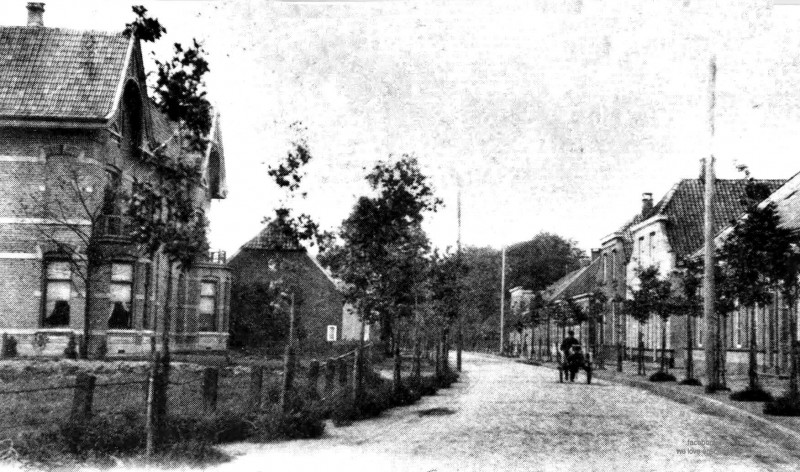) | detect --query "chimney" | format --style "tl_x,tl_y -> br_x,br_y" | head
641,192 -> 653,217
699,158 -> 706,182
591,248 -> 601,261
27,3 -> 45,27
